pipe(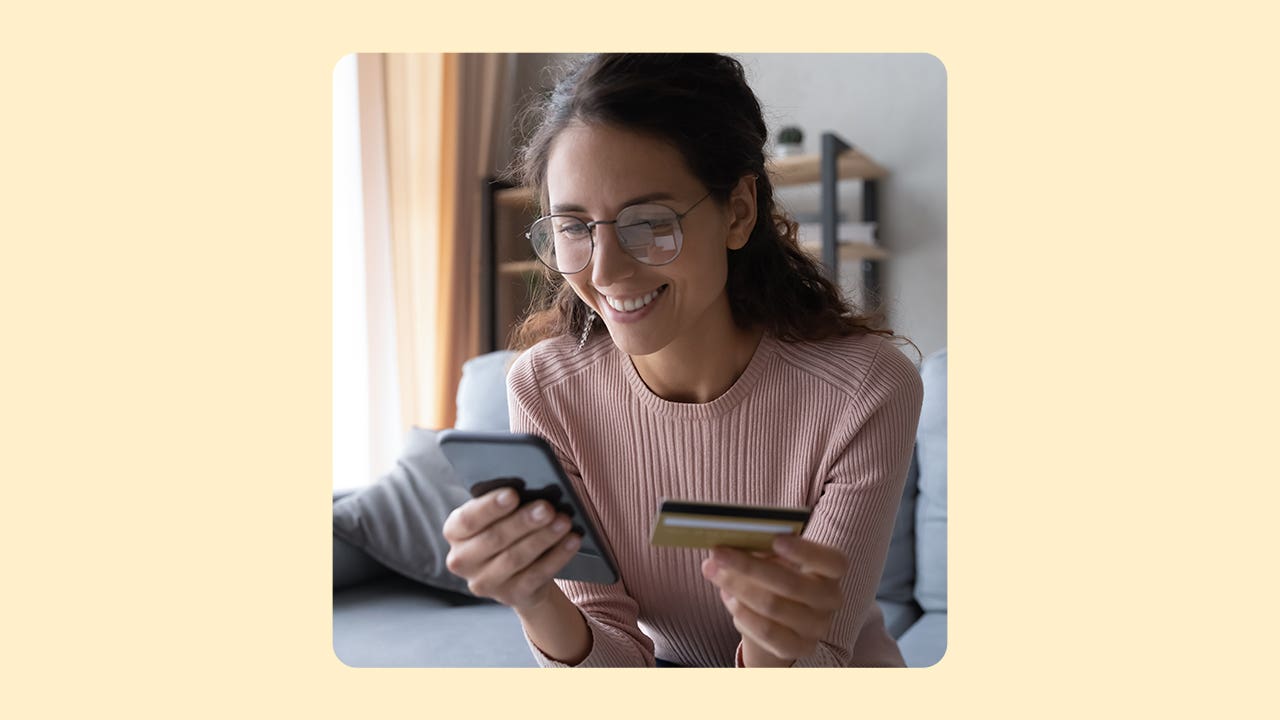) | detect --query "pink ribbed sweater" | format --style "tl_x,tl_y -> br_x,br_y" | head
505,328 -> 923,667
